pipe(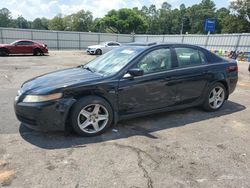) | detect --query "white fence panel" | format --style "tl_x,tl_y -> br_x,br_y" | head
134,35 -> 148,42
59,40 -> 79,49
147,35 -> 164,42
0,28 -> 249,52
100,34 -> 117,42
32,31 -> 57,40
2,29 -> 31,40
80,33 -> 99,42
58,32 -> 78,40
238,34 -> 250,52
117,35 -> 133,43
163,35 -> 182,43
